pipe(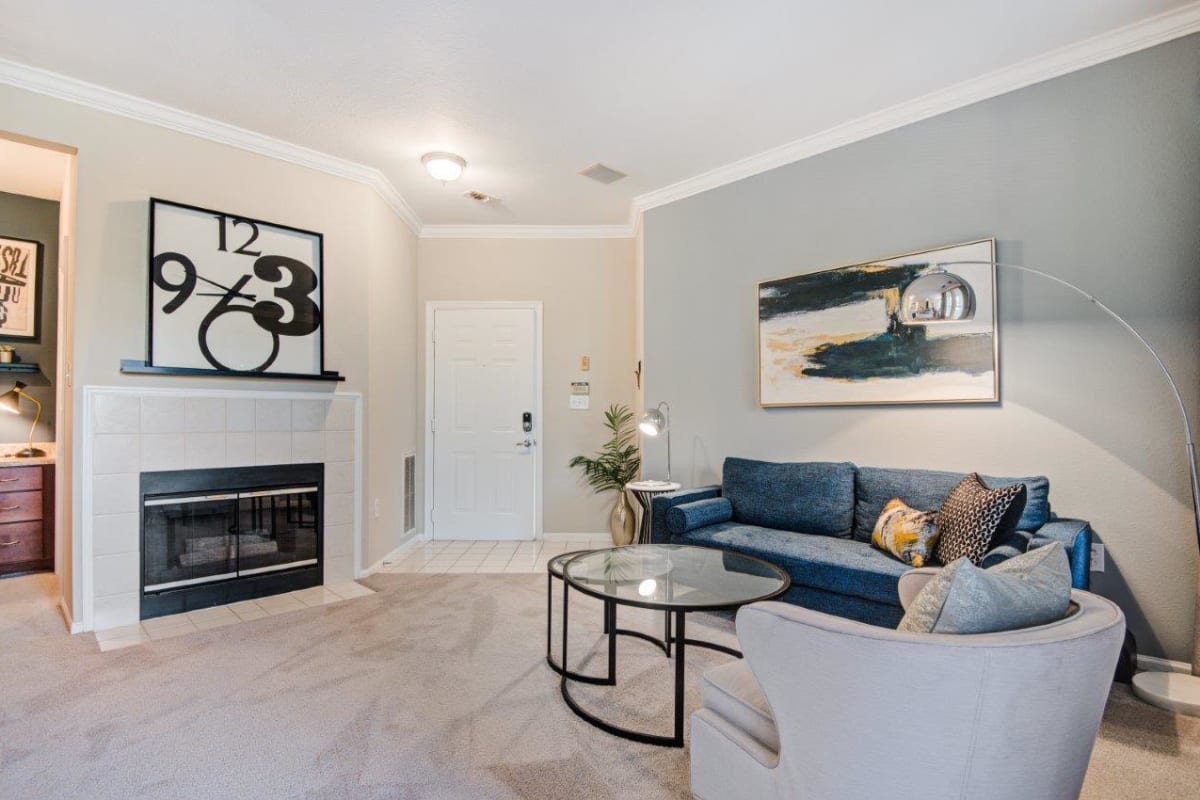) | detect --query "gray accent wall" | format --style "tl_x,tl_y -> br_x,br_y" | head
642,35 -> 1200,661
0,190 -> 57,444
